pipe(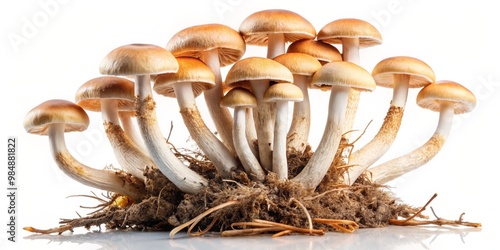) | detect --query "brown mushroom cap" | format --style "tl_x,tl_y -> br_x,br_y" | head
287,39 -> 342,64
24,99 -> 90,135
154,57 -> 215,98
239,9 -> 316,46
273,52 -> 322,77
75,76 -> 135,112
220,87 -> 257,108
372,56 -> 436,88
317,18 -> 382,47
166,24 -> 246,67
264,83 -> 304,103
99,43 -> 178,76
312,61 -> 376,92
417,80 -> 476,114
225,57 -> 294,88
